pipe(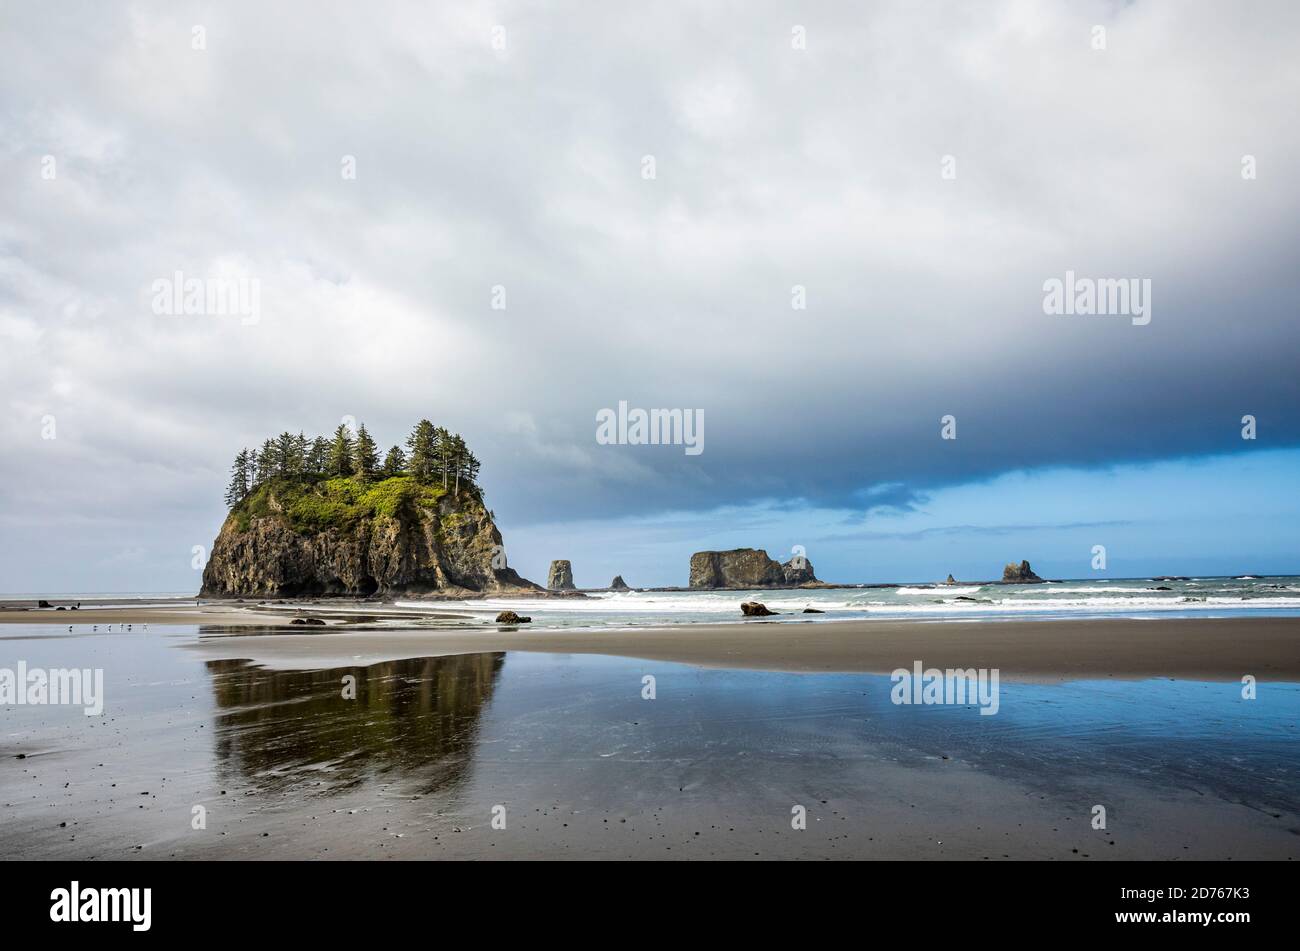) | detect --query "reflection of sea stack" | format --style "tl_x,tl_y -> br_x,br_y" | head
205,654 -> 504,796
1002,560 -> 1044,583
548,560 -> 576,591
609,575 -> 630,591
